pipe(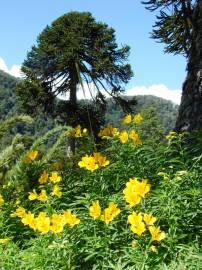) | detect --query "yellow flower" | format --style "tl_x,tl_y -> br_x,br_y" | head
74,125 -> 82,137
49,172 -> 61,183
143,213 -> 157,226
50,214 -> 64,234
128,212 -> 142,226
89,200 -> 101,220
123,178 -> 141,207
28,189 -> 38,201
51,185 -> 62,198
35,212 -> 50,234
38,190 -> 48,202
123,178 -> 150,207
21,212 -> 35,226
67,125 -> 86,138
62,210 -> 80,227
98,124 -> 118,138
83,128 -> 88,134
101,202 -> 120,225
25,150 -> 38,162
133,178 -> 151,198
150,245 -> 158,253
133,113 -> 143,124
128,212 -> 146,236
119,131 -> 129,144
78,153 -> 110,171
130,222 -> 146,236
93,152 -> 110,167
15,199 -> 21,205
0,194 -> 4,206
129,130 -> 142,145
38,171 -> 49,184
123,188 -> 141,207
149,226 -> 166,242
78,155 -> 99,172
166,131 -> 177,141
131,239 -> 138,248
28,218 -> 38,231
0,238 -> 10,244
10,207 -> 26,218
122,114 -> 132,124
